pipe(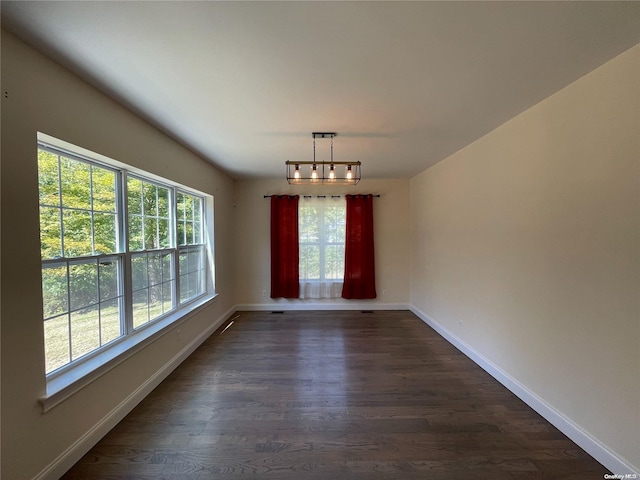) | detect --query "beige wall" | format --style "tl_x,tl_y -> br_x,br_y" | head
234,178 -> 411,308
1,30 -> 237,480
410,44 -> 640,471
